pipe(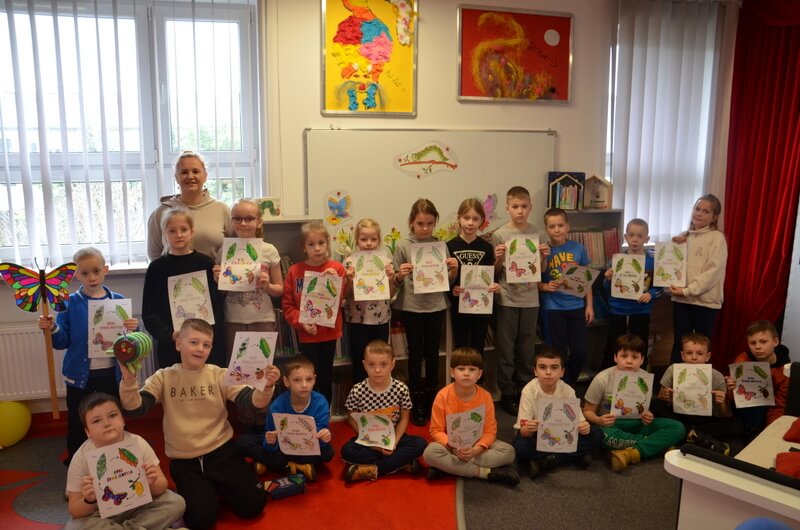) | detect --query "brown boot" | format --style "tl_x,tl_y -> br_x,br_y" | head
609,447 -> 641,472
288,461 -> 317,481
344,464 -> 378,482
253,462 -> 267,476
